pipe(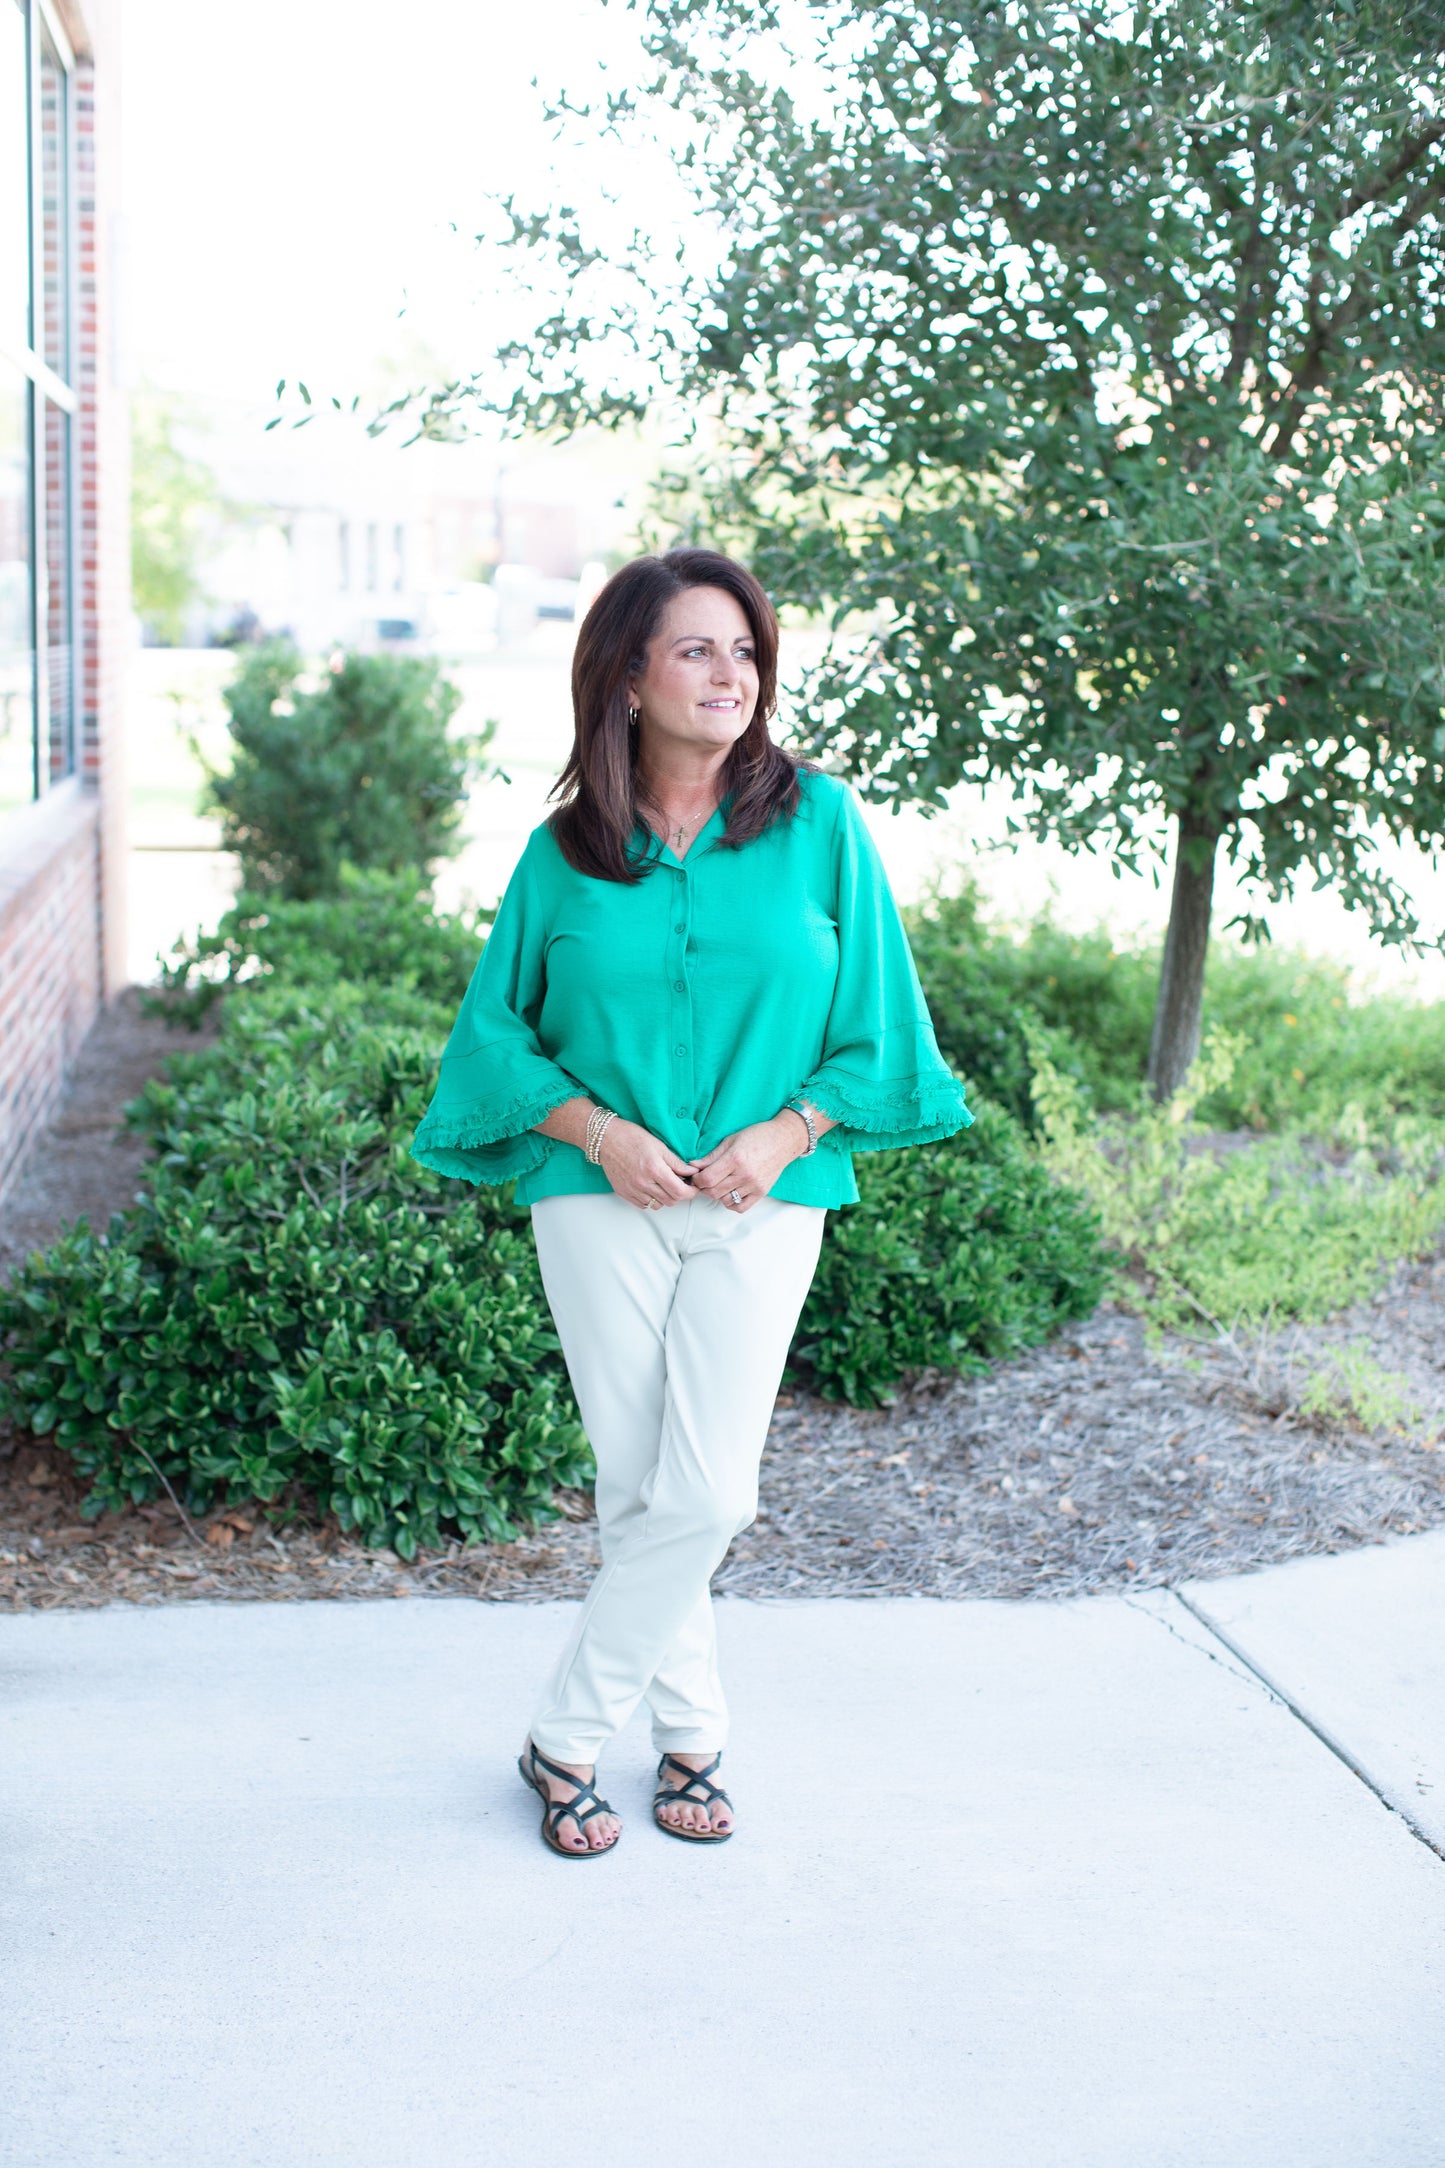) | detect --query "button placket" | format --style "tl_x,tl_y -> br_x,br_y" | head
670,862 -> 694,1124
